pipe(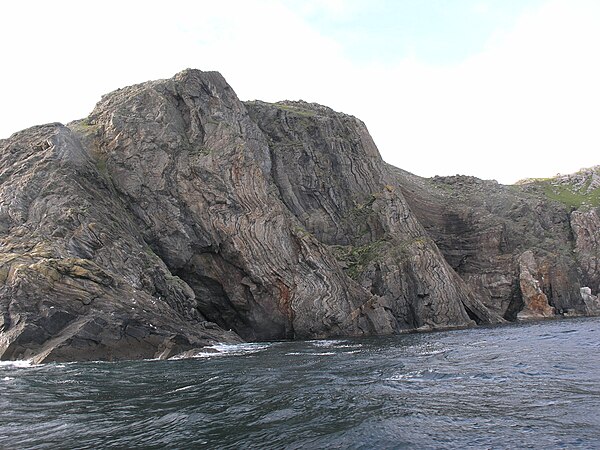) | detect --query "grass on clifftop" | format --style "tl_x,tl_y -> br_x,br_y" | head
521,177 -> 600,209
543,184 -> 600,209
70,118 -> 101,134
273,104 -> 316,117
